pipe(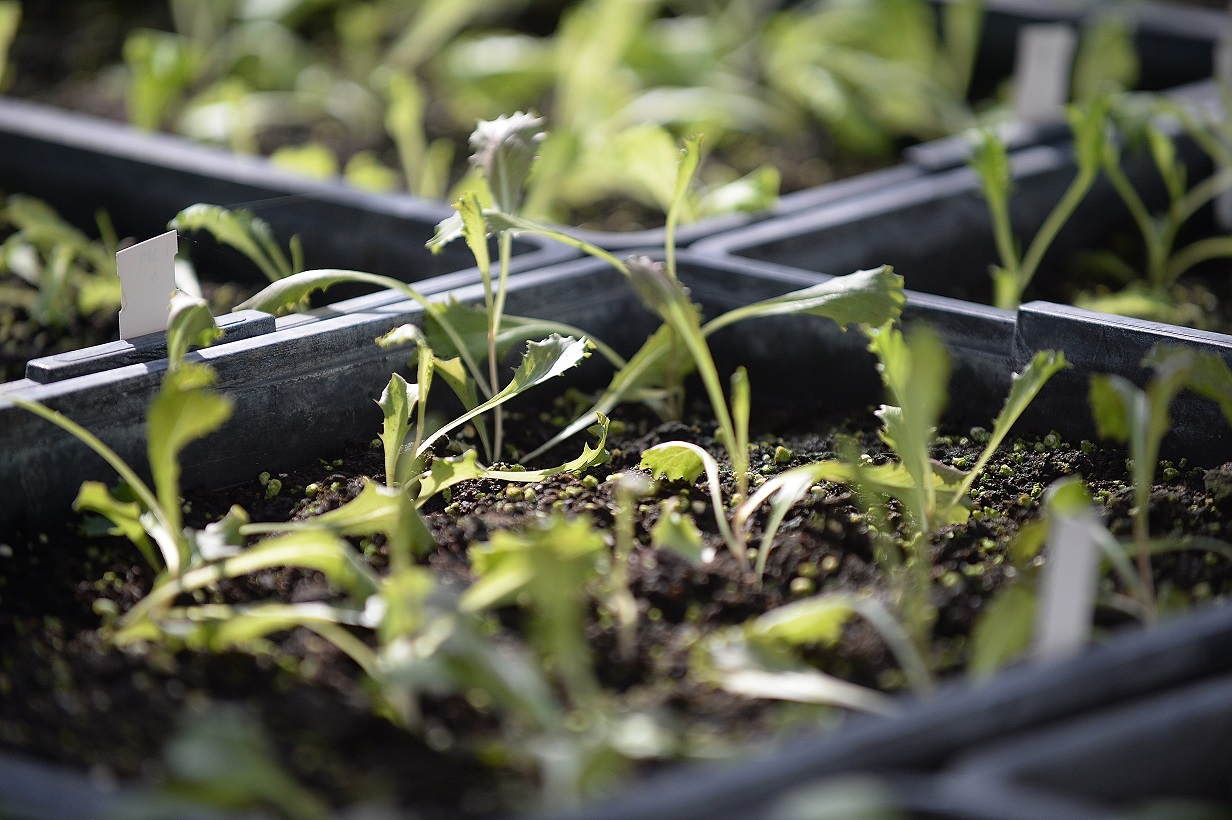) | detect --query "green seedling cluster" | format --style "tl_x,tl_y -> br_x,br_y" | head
17,113 -> 1232,813
971,89 -> 1232,323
